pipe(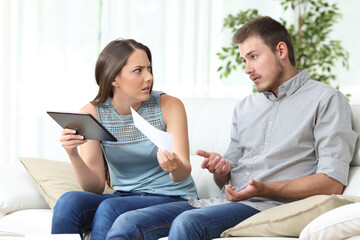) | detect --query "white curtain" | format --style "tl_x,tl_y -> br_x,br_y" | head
1,0 -> 359,166
1,0 -> 101,165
